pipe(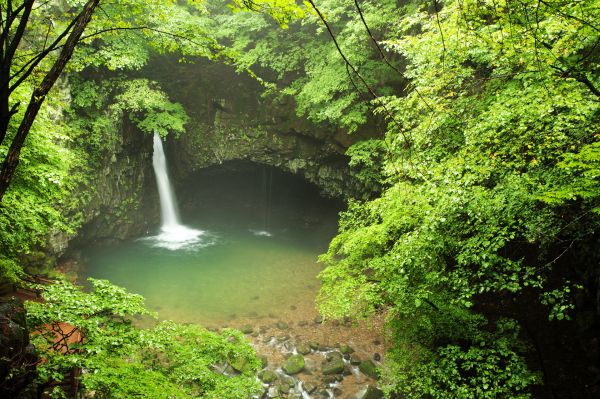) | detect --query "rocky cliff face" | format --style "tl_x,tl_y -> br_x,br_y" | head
70,121 -> 156,248
148,57 -> 365,198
